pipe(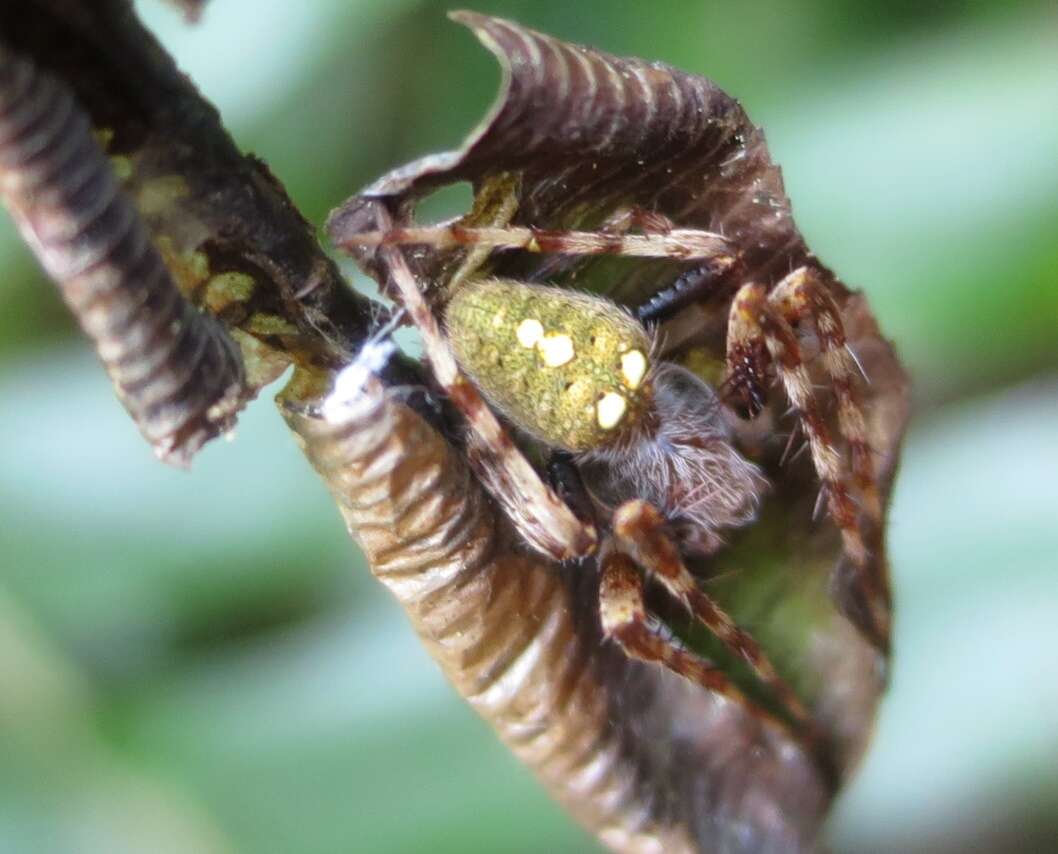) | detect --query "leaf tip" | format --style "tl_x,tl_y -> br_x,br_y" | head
447,9 -> 481,27
447,10 -> 511,47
